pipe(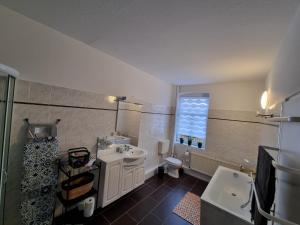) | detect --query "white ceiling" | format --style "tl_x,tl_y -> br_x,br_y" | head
1,0 -> 299,85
